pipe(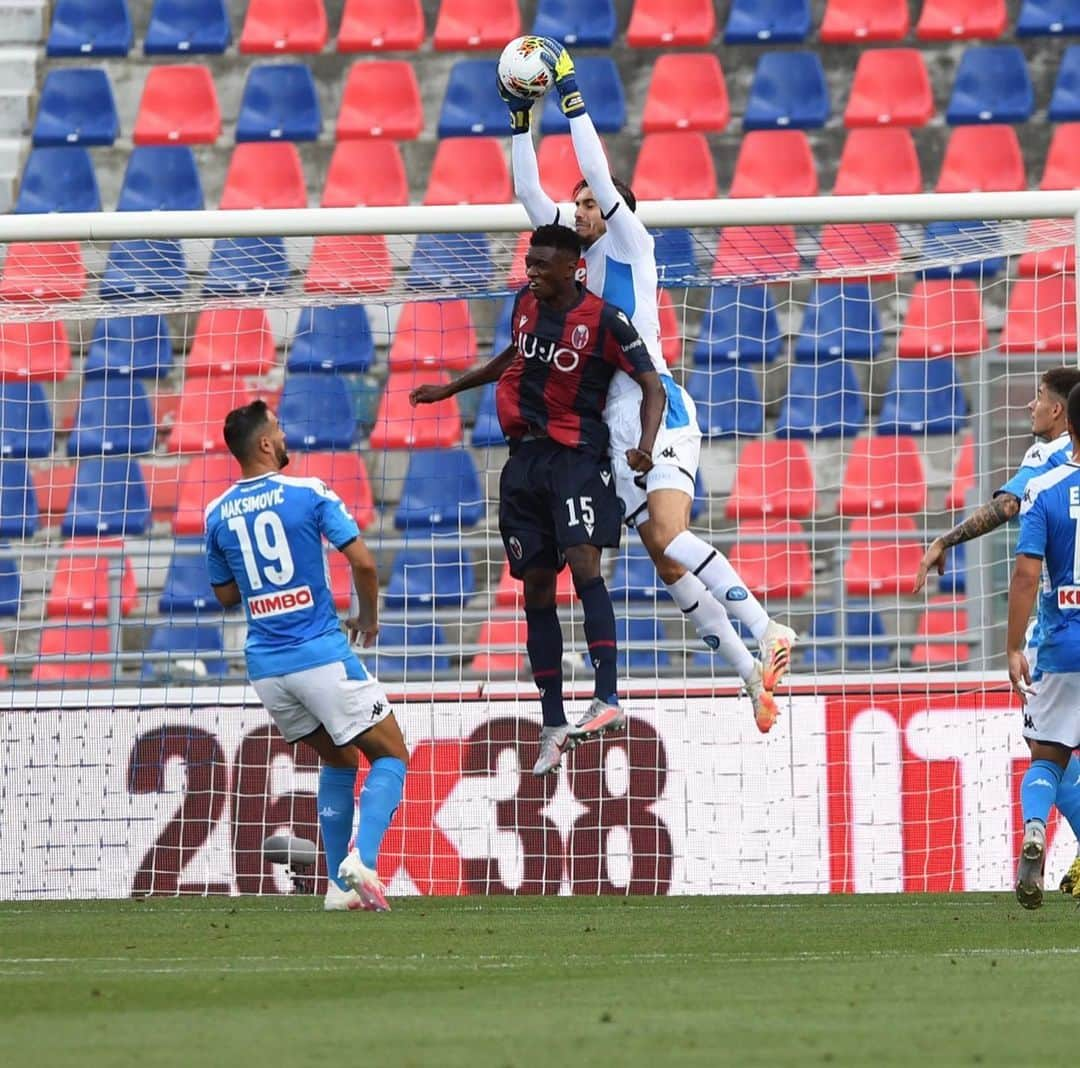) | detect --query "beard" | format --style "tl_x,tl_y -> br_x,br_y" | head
275,444 -> 289,469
